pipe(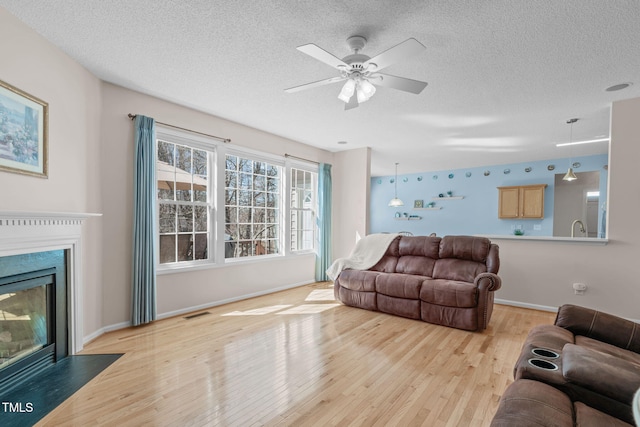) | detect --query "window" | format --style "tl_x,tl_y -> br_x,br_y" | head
225,154 -> 281,258
157,139 -> 212,264
290,168 -> 316,252
155,127 -> 320,270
